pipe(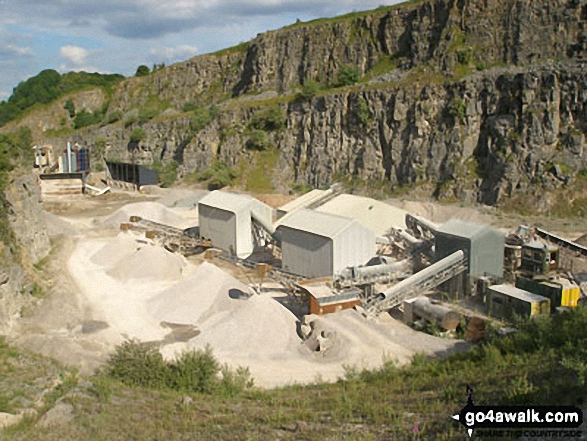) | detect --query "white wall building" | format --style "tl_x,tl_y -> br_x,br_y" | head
198,191 -> 273,258
277,209 -> 375,278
